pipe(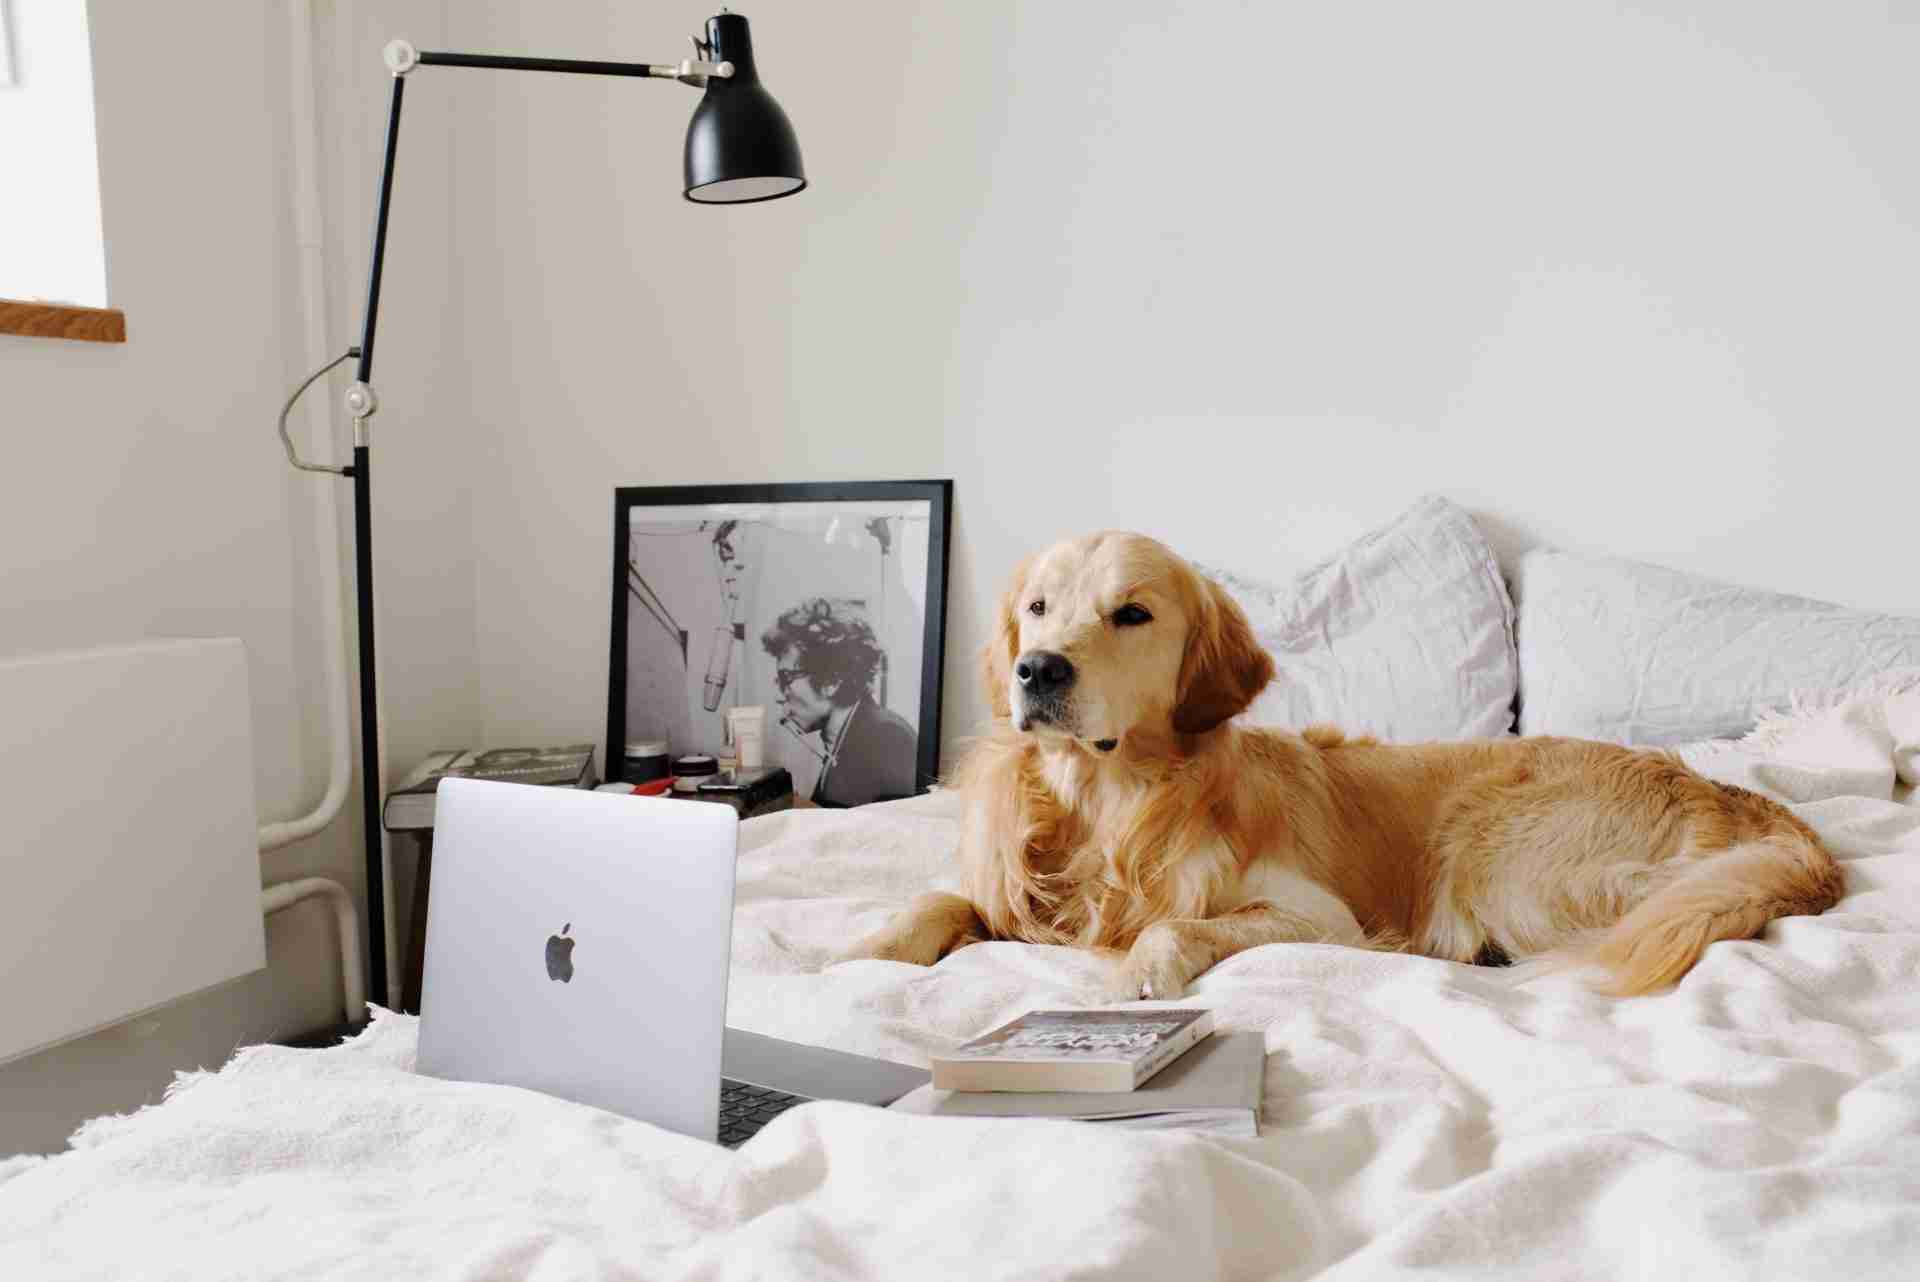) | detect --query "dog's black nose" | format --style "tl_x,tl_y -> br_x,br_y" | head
1014,650 -> 1075,696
